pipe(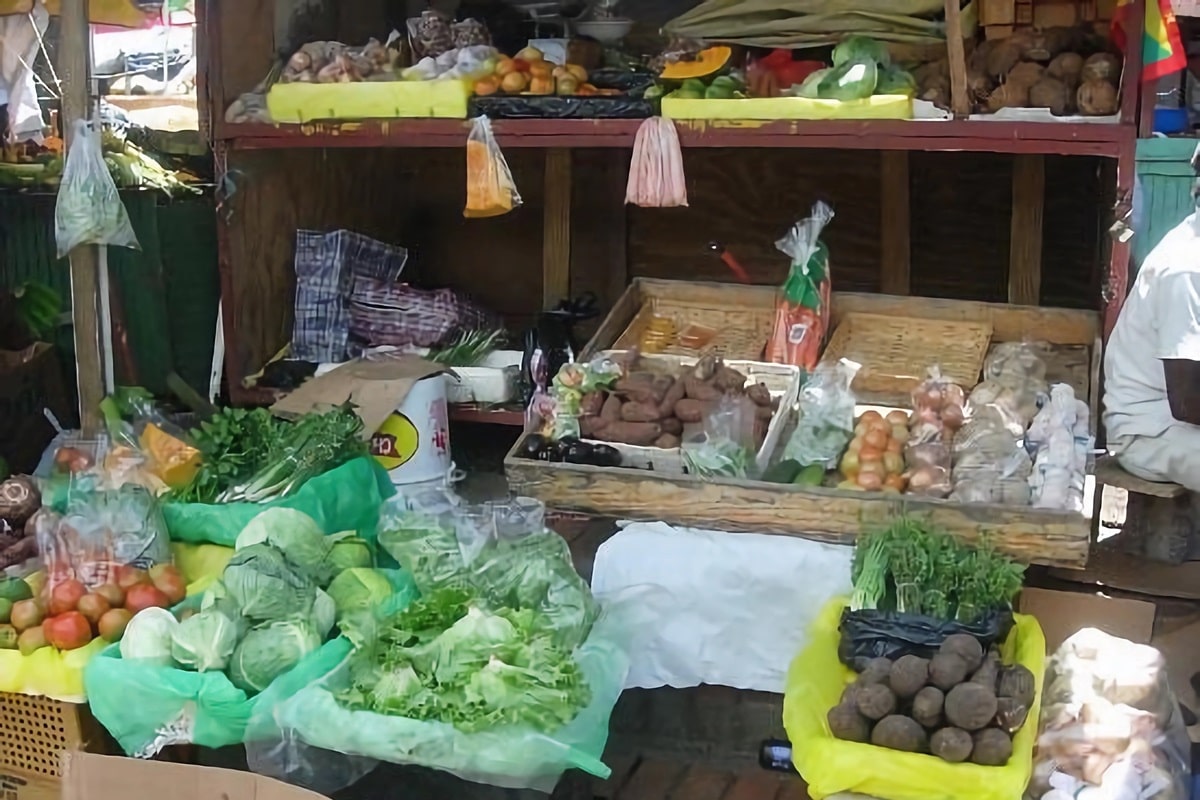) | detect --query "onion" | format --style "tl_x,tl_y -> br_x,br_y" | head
858,446 -> 883,464
886,410 -> 909,426
863,429 -> 888,451
942,403 -> 965,431
883,452 -> 904,475
891,425 -> 909,444
907,467 -> 935,490
840,451 -> 860,477
847,437 -> 863,454
857,471 -> 883,491
860,410 -> 884,425
926,387 -> 943,408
